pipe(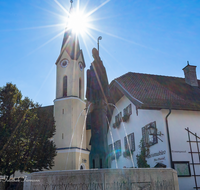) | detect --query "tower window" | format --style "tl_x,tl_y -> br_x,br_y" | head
62,109 -> 64,114
79,78 -> 81,99
62,133 -> 64,139
63,76 -> 67,97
